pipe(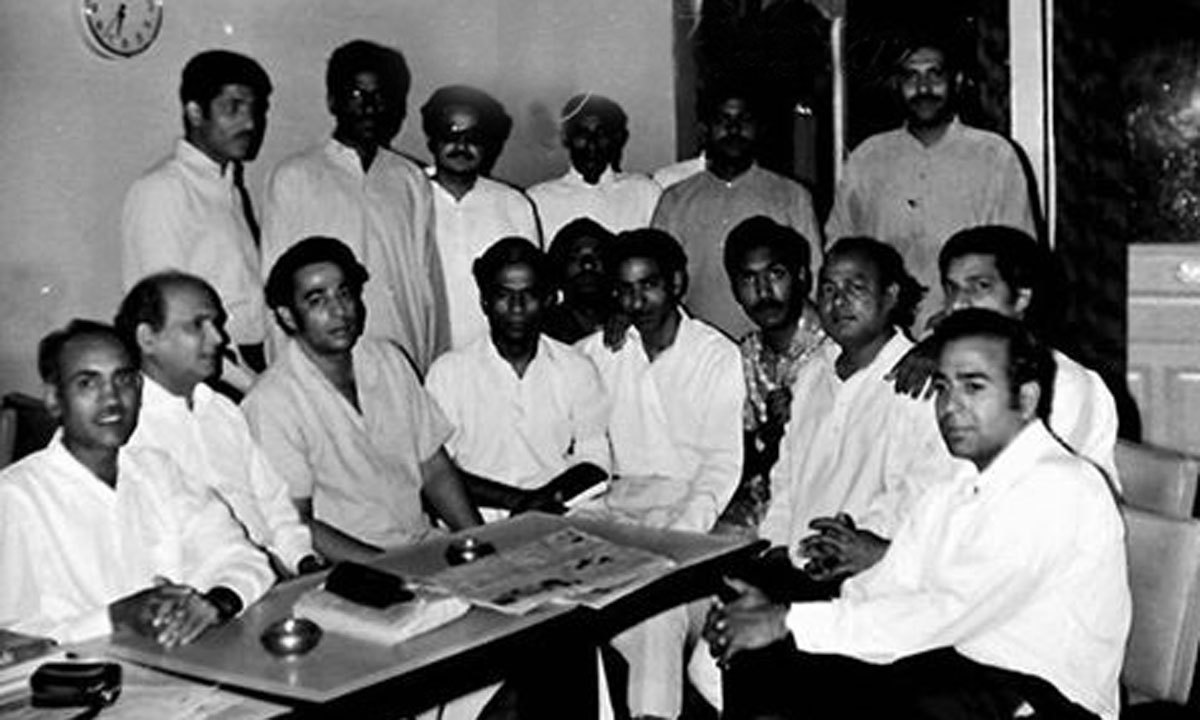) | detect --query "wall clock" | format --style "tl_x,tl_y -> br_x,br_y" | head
80,0 -> 164,59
